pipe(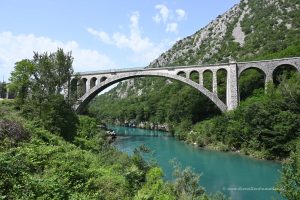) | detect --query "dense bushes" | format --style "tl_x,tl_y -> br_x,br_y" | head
0,119 -> 29,147
0,126 -> 131,199
187,73 -> 300,160
277,141 -> 300,199
0,106 -> 135,199
0,102 -> 229,199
